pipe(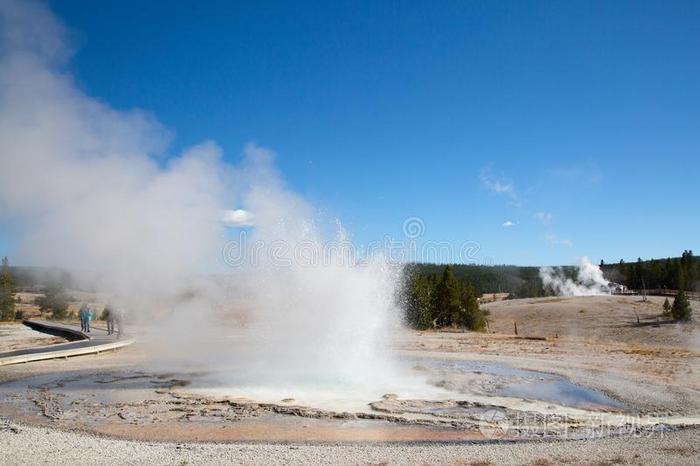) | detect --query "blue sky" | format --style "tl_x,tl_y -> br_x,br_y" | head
5,0 -> 699,266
